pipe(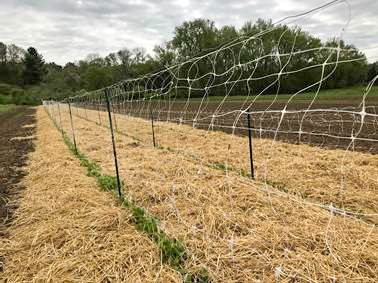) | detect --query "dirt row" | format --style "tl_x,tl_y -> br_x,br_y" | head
0,107 -> 35,237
